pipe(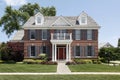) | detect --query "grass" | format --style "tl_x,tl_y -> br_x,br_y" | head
0,64 -> 56,72
0,75 -> 120,80
69,64 -> 120,72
